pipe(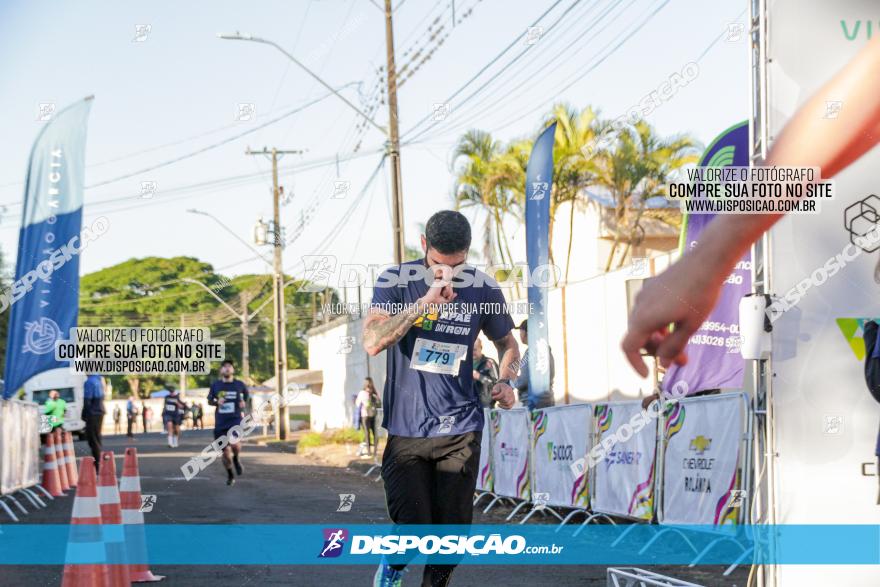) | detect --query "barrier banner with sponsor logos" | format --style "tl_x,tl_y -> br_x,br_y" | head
591,401 -> 657,520
490,408 -> 530,500
529,404 -> 591,508
659,393 -> 746,526
476,409 -> 493,492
